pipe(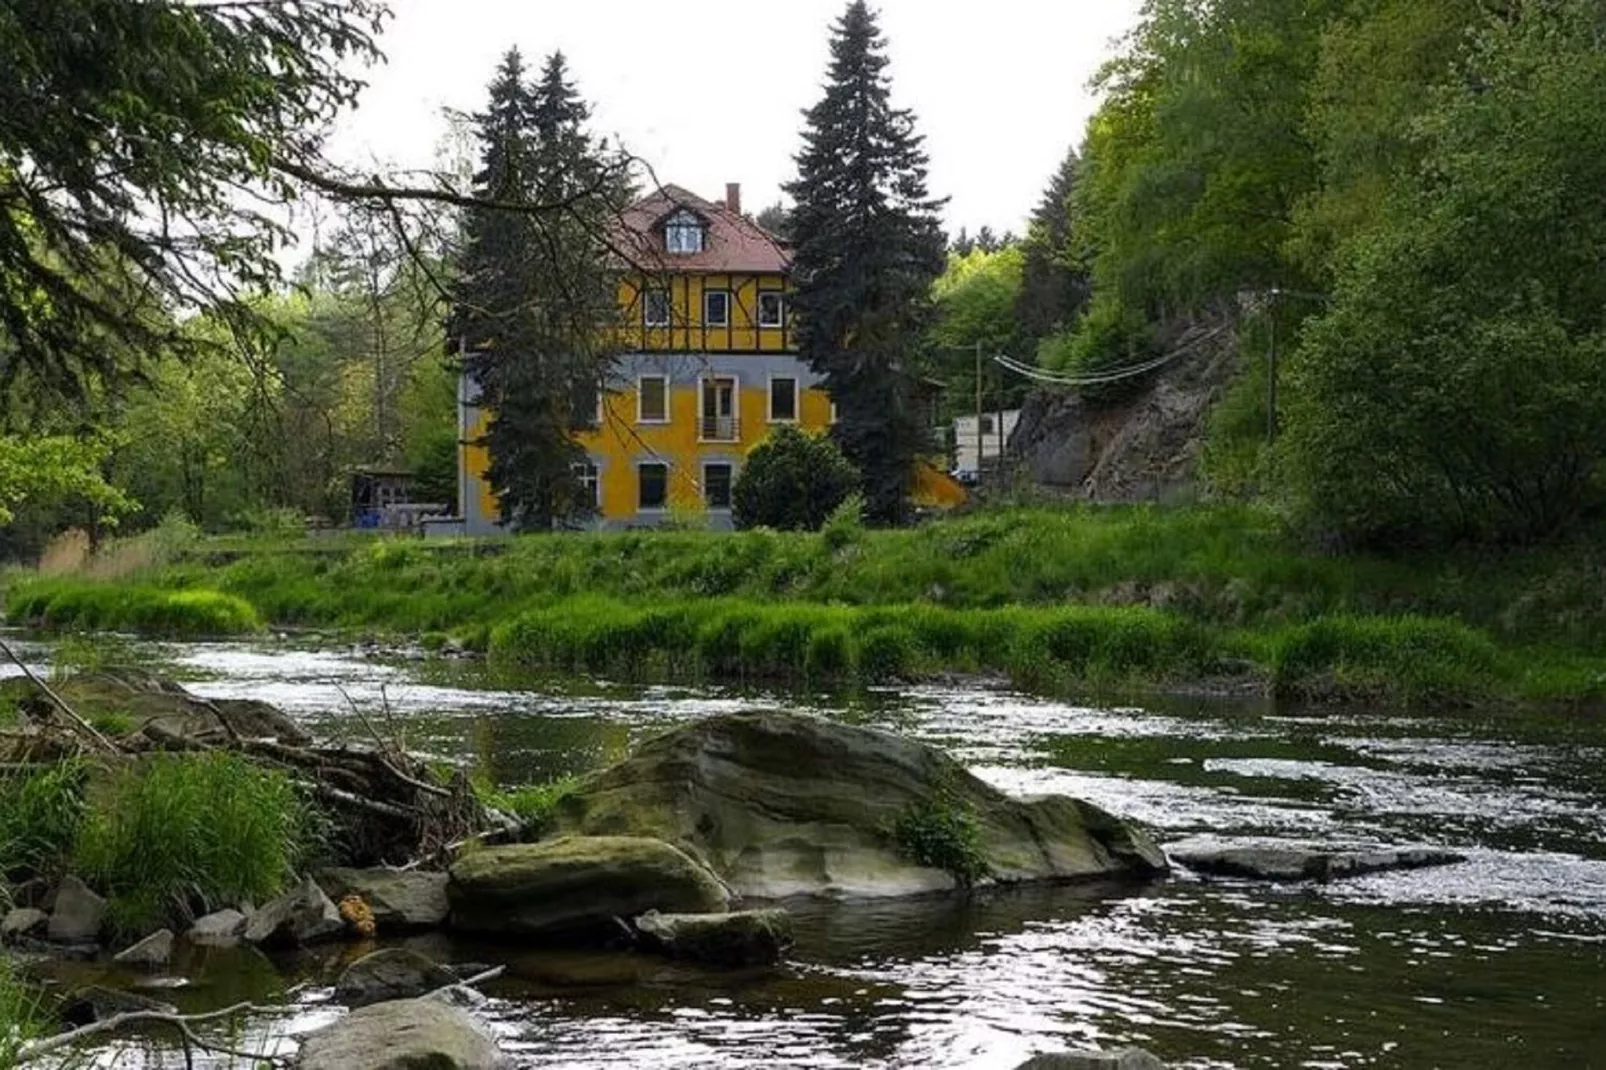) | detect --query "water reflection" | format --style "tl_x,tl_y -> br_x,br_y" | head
9,636 -> 1605,1068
